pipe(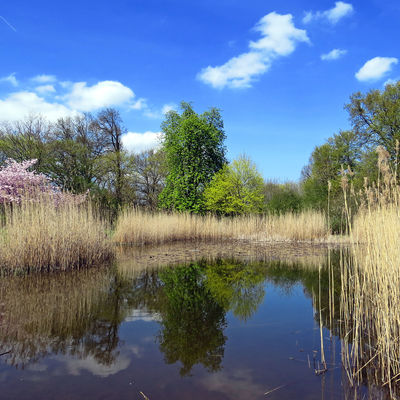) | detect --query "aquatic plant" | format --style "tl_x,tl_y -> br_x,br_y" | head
113,208 -> 329,245
0,197 -> 113,273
